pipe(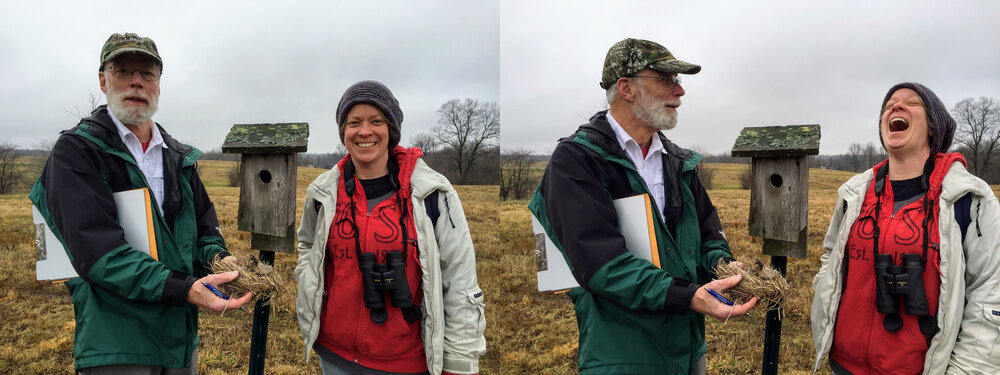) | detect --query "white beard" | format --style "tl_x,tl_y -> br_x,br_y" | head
633,86 -> 679,131
105,78 -> 158,125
